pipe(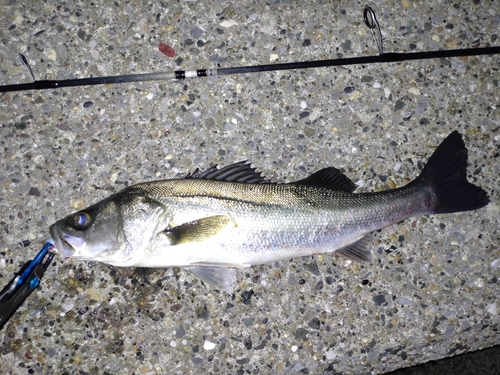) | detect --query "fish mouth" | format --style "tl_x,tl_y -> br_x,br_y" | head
49,225 -> 85,258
